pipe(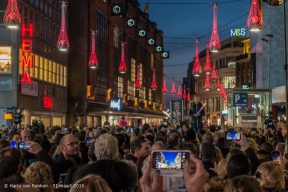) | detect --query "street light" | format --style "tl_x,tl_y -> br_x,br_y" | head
261,34 -> 273,89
